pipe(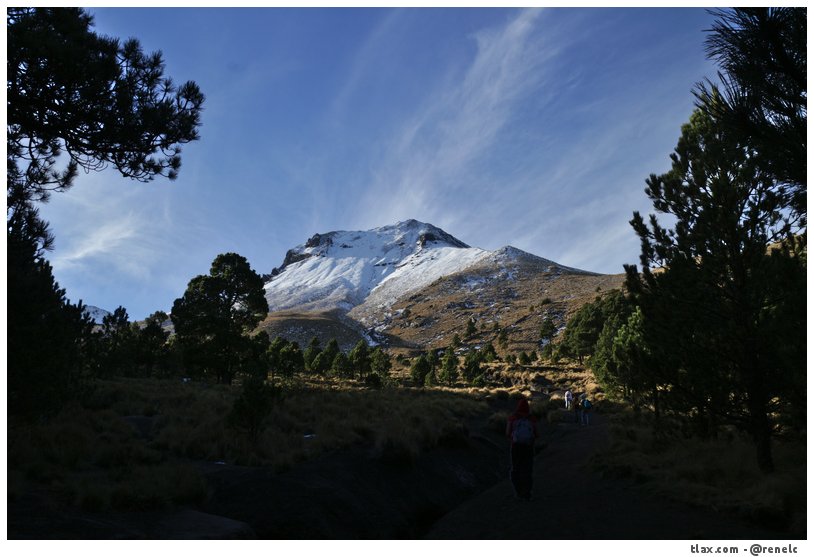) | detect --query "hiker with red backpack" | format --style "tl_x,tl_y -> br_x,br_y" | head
506,397 -> 539,501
